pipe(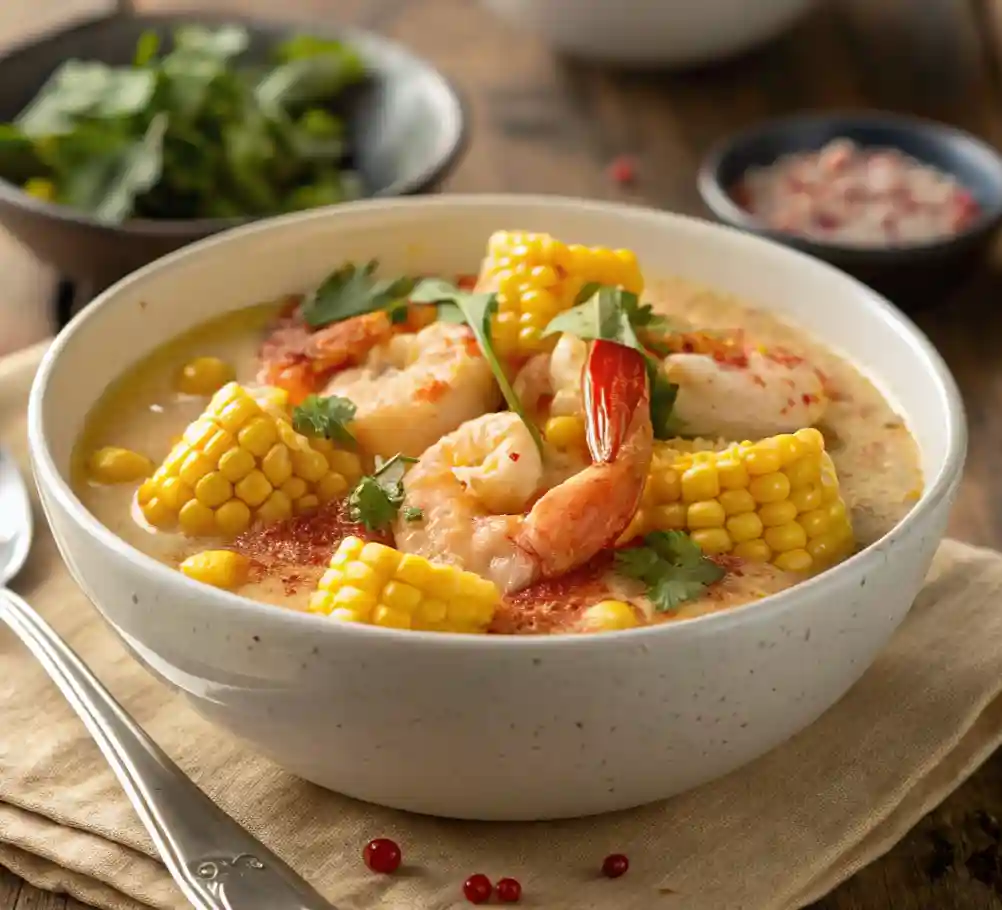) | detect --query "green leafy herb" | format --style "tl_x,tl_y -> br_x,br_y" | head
411,278 -> 545,456
0,25 -> 367,223
291,394 -> 356,444
615,531 -> 726,612
542,285 -> 681,439
302,260 -> 419,328
402,506 -> 424,522
348,454 -> 418,531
